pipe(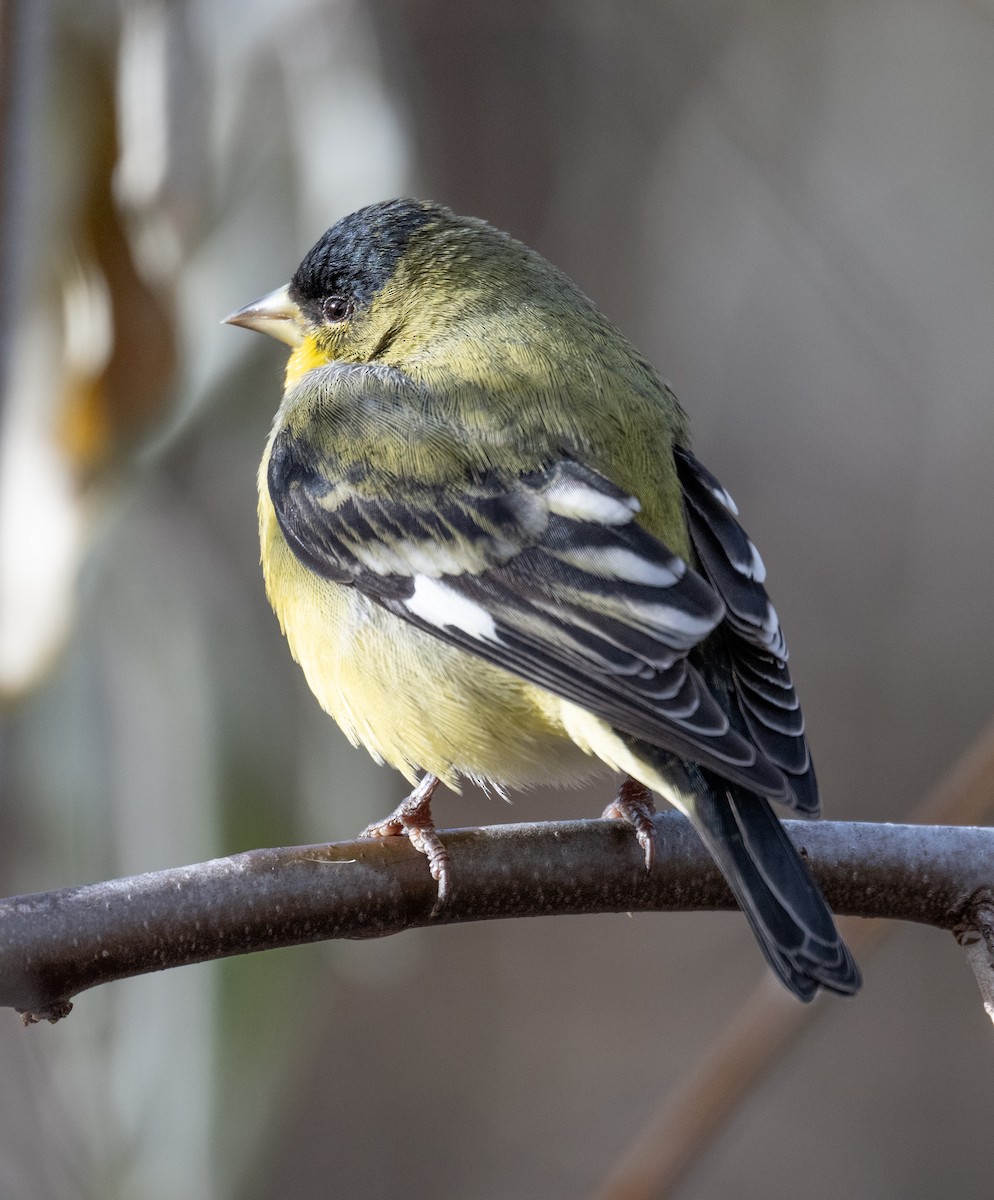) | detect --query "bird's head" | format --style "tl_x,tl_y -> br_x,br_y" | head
224,198 -> 590,390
